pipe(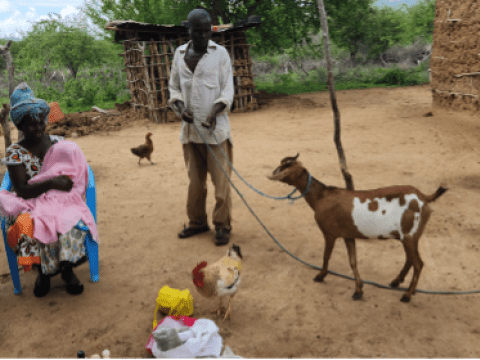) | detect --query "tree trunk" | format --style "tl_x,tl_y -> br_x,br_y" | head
0,40 -> 15,147
67,61 -> 78,79
0,104 -> 12,150
350,51 -> 357,63
315,0 -> 354,191
380,53 -> 388,67
247,1 -> 259,17
210,0 -> 221,25
42,58 -> 51,81
220,6 -> 230,24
